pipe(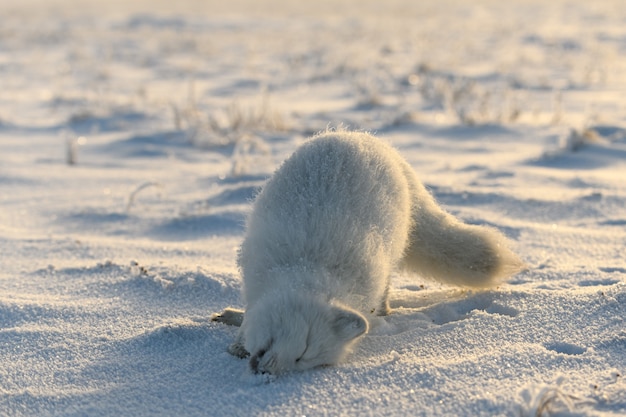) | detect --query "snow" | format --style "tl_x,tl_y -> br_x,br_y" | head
1,0 -> 625,415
